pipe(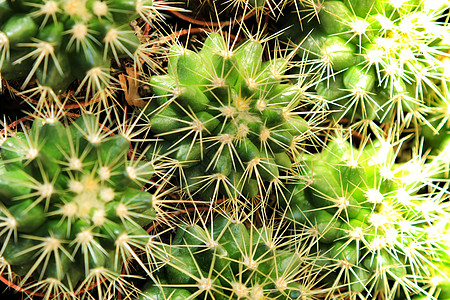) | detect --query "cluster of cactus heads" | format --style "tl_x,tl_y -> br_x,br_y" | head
1,0 -> 450,299
283,0 -> 450,134
140,208 -> 319,300
281,131 -> 450,299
